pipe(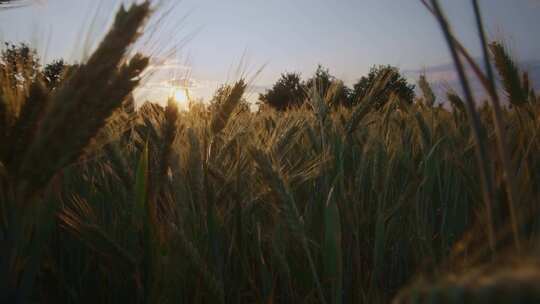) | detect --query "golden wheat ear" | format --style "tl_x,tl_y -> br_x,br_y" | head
344,69 -> 395,136
149,99 -> 179,219
210,80 -> 246,135
418,74 -> 436,107
16,2 -> 151,198
489,42 -> 527,107
447,92 -> 465,113
153,99 -> 179,188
